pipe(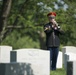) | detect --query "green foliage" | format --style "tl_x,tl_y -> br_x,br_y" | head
1,0 -> 76,49
1,30 -> 40,49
